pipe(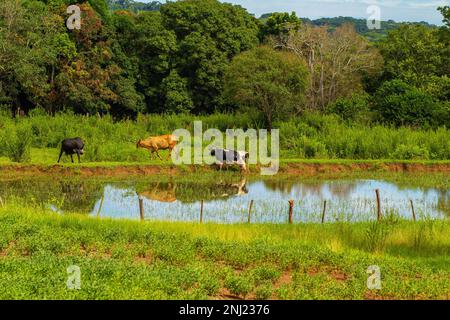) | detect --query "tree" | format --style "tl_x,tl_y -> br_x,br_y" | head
161,70 -> 193,114
260,12 -> 301,40
111,10 -> 177,113
373,80 -> 444,127
55,2 -> 145,115
224,46 -> 309,131
271,23 -> 383,110
0,0 -> 145,116
438,6 -> 449,27
160,0 -> 260,113
437,6 -> 450,77
379,24 -> 446,86
327,92 -> 371,122
0,0 -> 62,112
